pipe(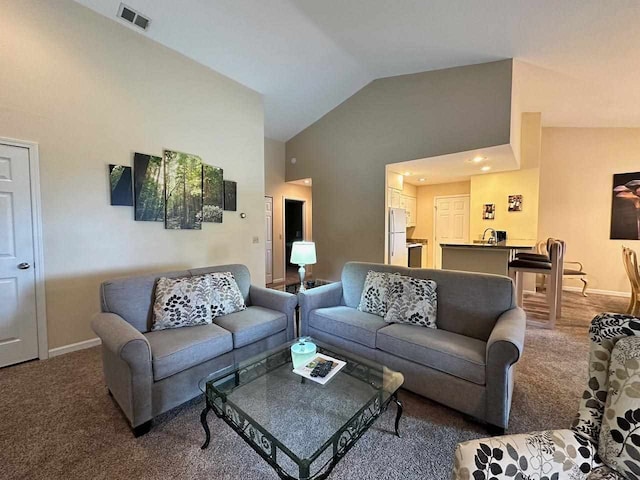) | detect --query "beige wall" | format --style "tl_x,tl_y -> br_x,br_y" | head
539,128 -> 640,294
264,138 -> 313,282
1,0 -> 265,349
410,181 -> 471,267
470,168 -> 540,242
286,60 -> 514,280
